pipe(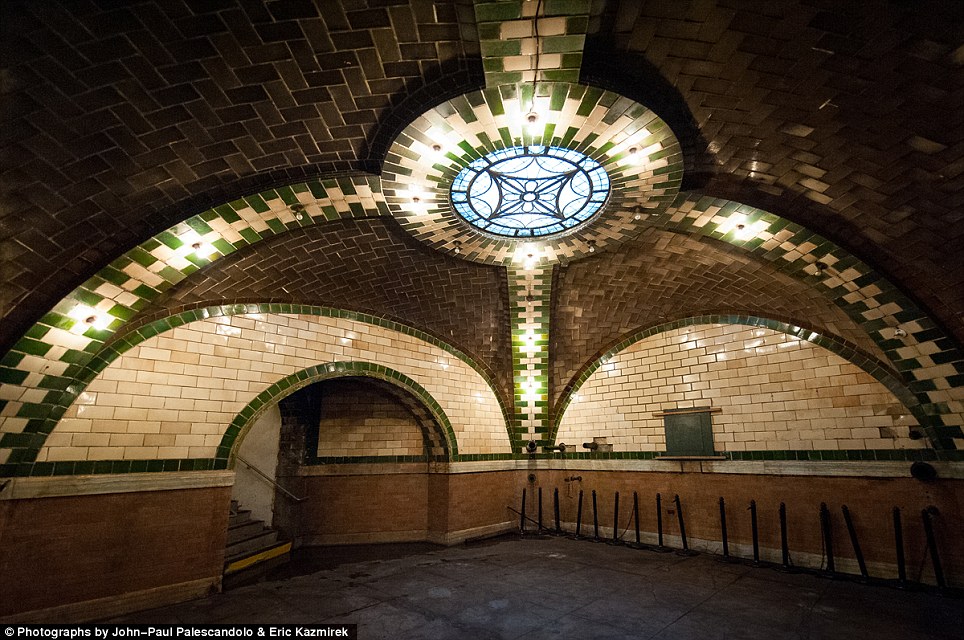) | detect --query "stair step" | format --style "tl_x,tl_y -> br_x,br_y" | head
227,519 -> 267,544
228,509 -> 252,526
222,541 -> 292,589
225,529 -> 279,557
224,540 -> 292,574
